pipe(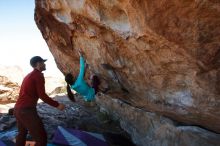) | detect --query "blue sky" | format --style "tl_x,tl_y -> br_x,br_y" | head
0,0 -> 63,77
